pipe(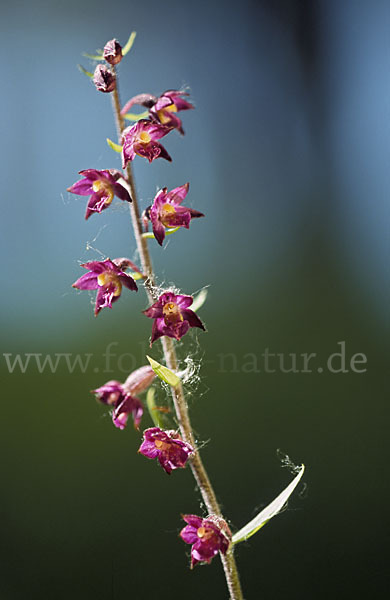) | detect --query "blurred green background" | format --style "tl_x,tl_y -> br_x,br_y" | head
1,0 -> 388,598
